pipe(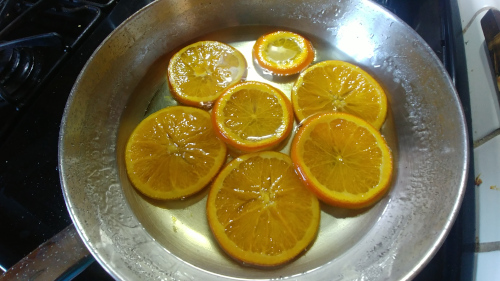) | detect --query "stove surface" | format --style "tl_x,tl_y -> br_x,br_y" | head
0,0 -> 153,271
0,0 -> 475,279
